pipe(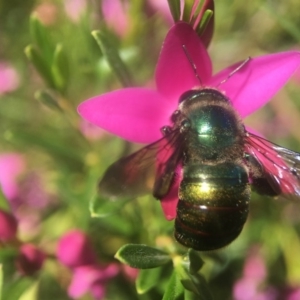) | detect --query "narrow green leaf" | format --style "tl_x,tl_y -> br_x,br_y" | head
92,30 -> 133,87
5,129 -> 83,170
0,189 -> 9,211
51,44 -> 69,93
264,4 -> 300,42
182,249 -> 204,275
2,278 -> 33,300
182,0 -> 195,22
35,90 -> 62,112
25,45 -> 55,88
115,244 -> 171,269
29,14 -> 54,62
184,289 -> 199,300
162,270 -> 184,300
180,278 -> 198,295
188,272 -> 213,300
89,193 -> 130,218
195,10 -> 213,37
167,0 -> 181,22
136,267 -> 163,294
